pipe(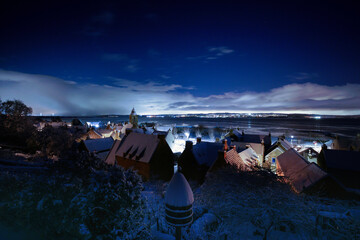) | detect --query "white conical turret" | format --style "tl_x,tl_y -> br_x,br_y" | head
165,171 -> 194,207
